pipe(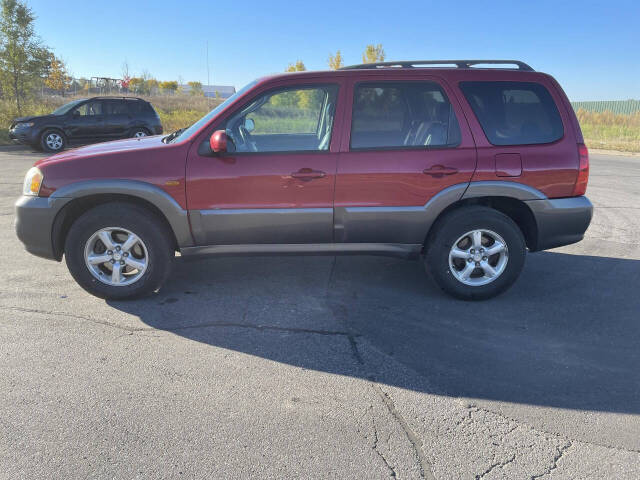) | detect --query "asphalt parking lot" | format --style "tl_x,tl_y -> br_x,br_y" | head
1,146 -> 639,479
